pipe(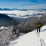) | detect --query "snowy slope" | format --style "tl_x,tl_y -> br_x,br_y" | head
0,10 -> 46,18
7,25 -> 46,46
